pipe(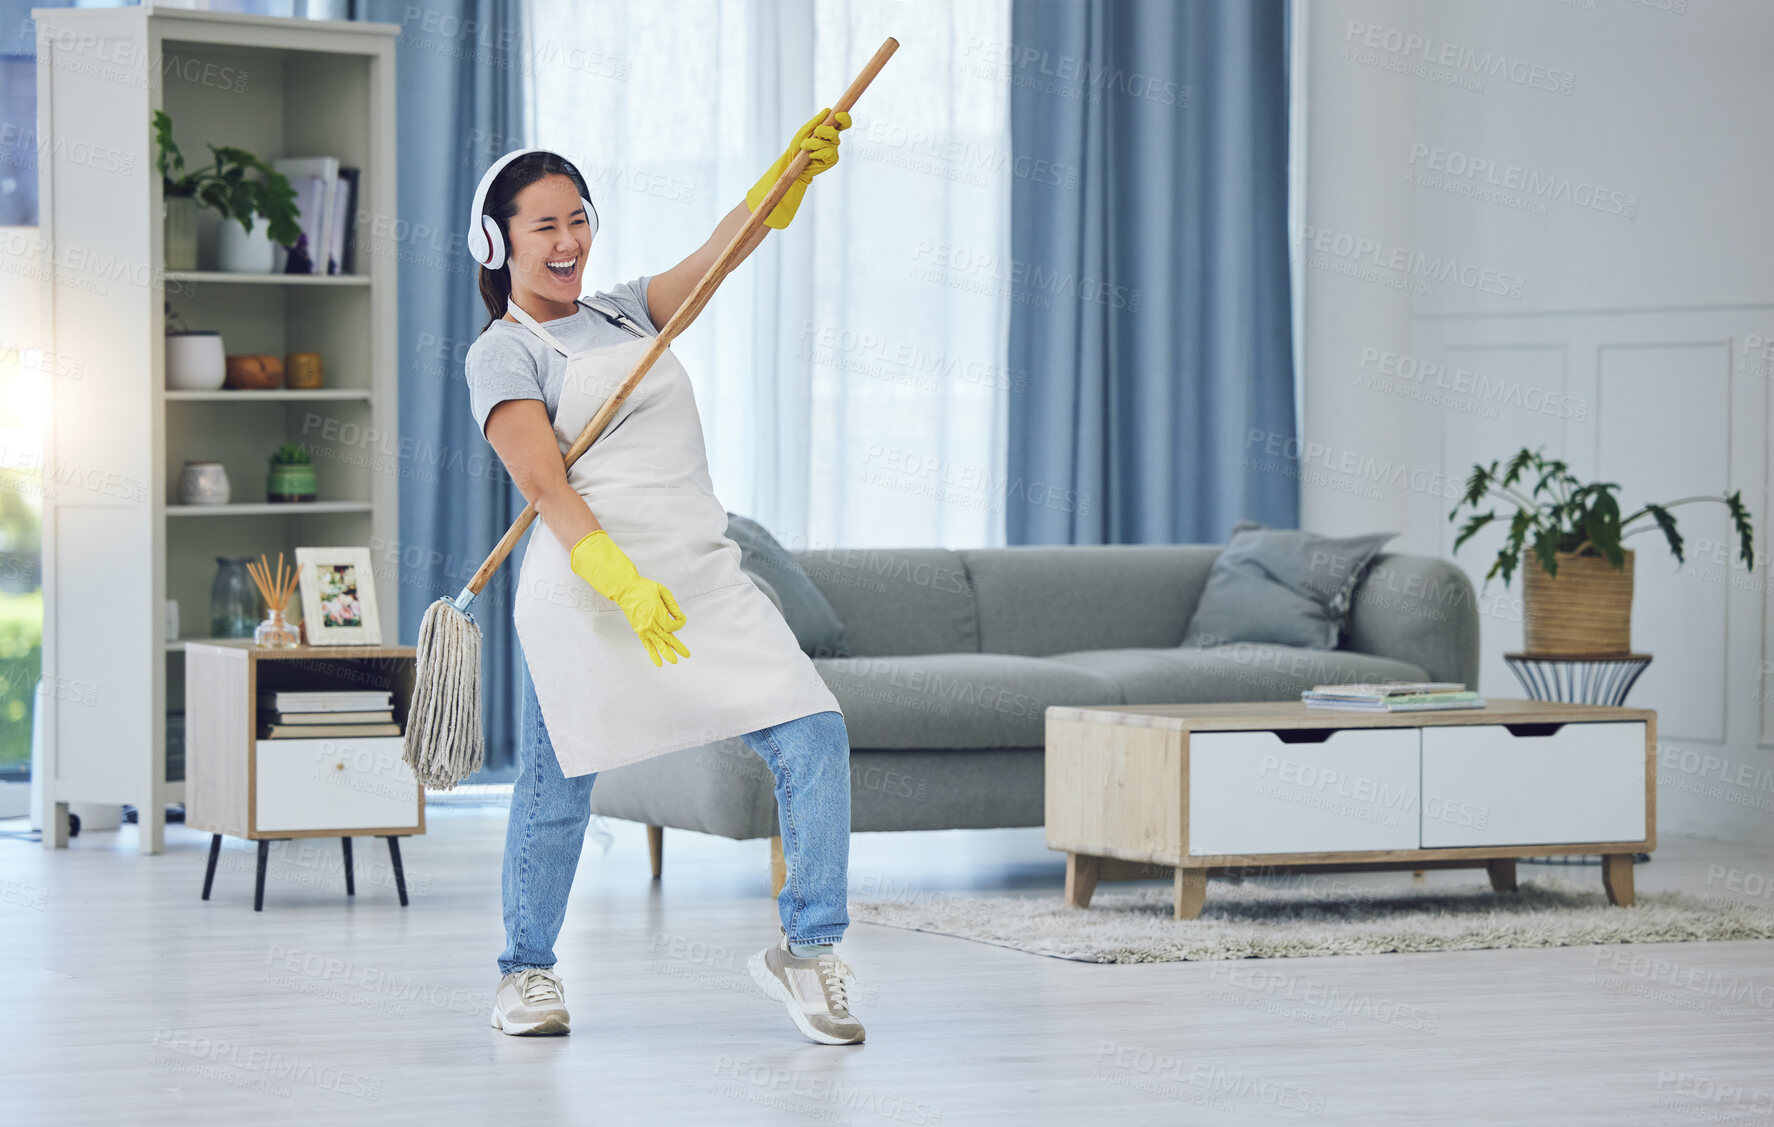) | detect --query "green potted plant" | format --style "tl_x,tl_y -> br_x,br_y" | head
153,109 -> 301,272
1449,447 -> 1754,653
266,443 -> 316,504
